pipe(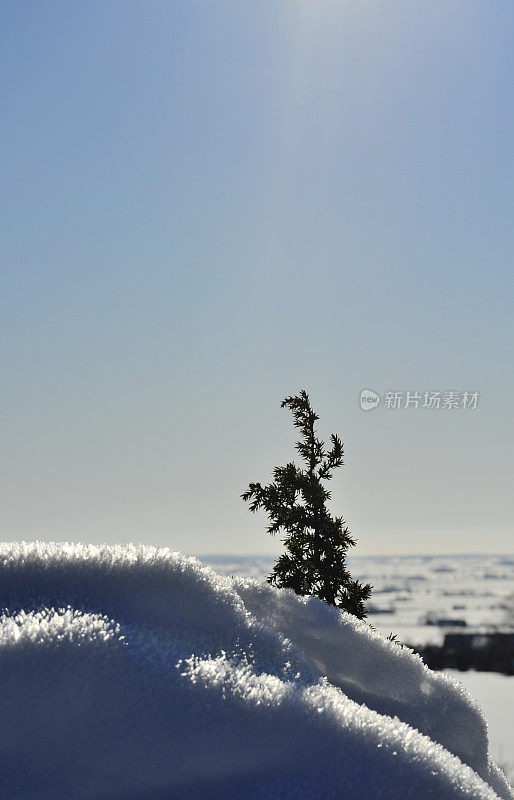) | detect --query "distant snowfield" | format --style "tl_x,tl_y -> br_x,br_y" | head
0,543 -> 512,800
202,552 -> 514,648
